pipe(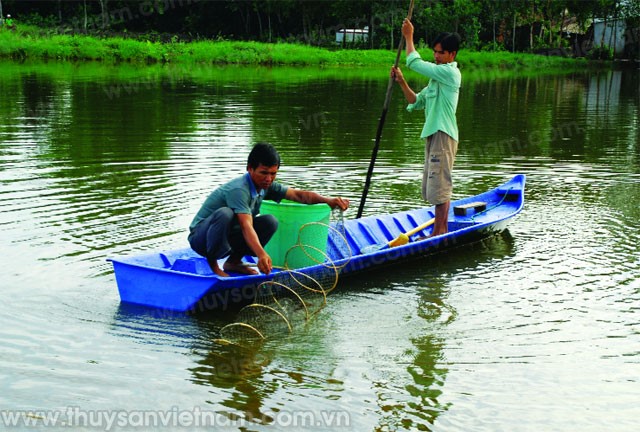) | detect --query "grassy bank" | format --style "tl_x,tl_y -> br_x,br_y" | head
1,25 -> 591,71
